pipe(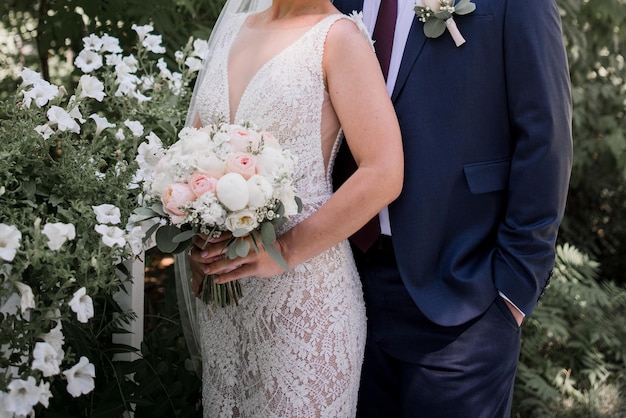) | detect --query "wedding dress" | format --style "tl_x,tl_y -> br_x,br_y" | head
192,12 -> 367,417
